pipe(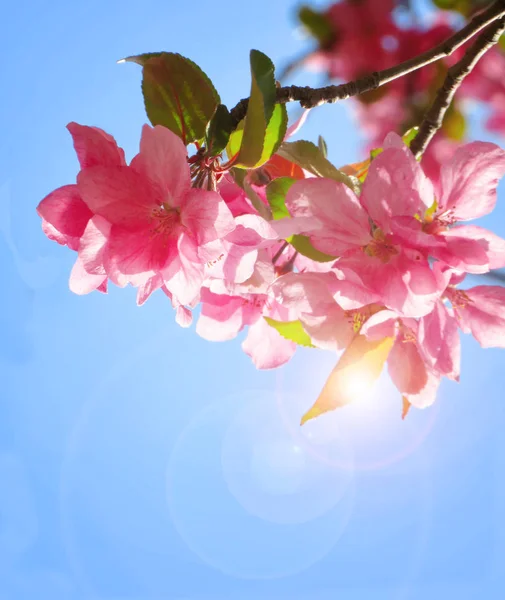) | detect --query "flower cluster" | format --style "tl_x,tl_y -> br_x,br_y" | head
300,0 -> 505,181
37,122 -> 505,422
